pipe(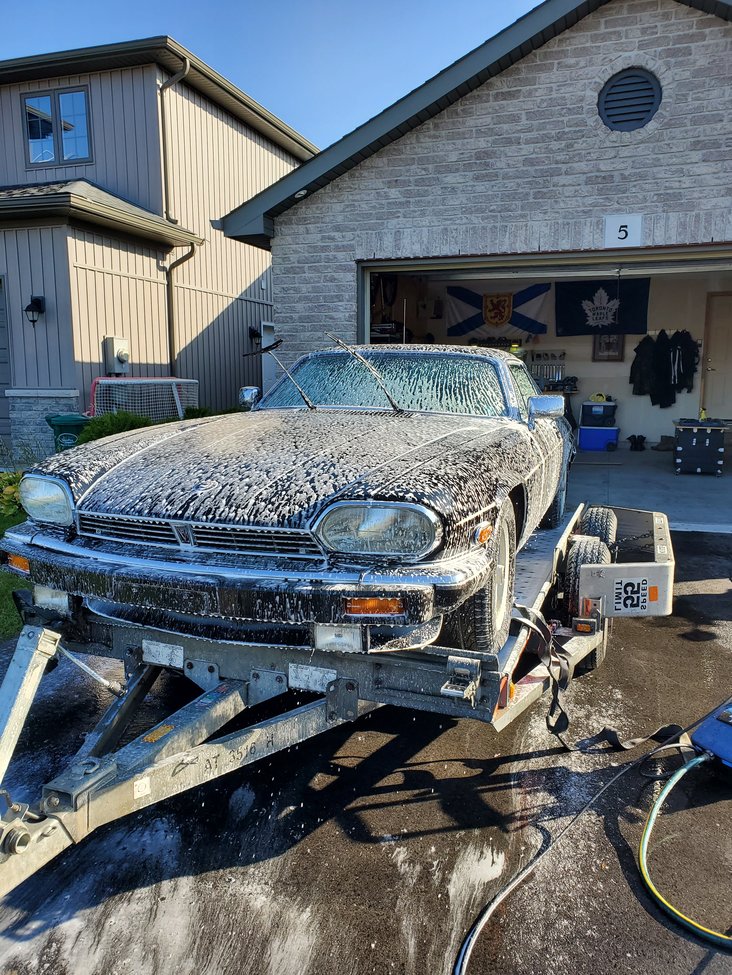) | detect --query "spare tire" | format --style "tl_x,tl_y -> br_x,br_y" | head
565,536 -> 612,619
579,506 -> 618,548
